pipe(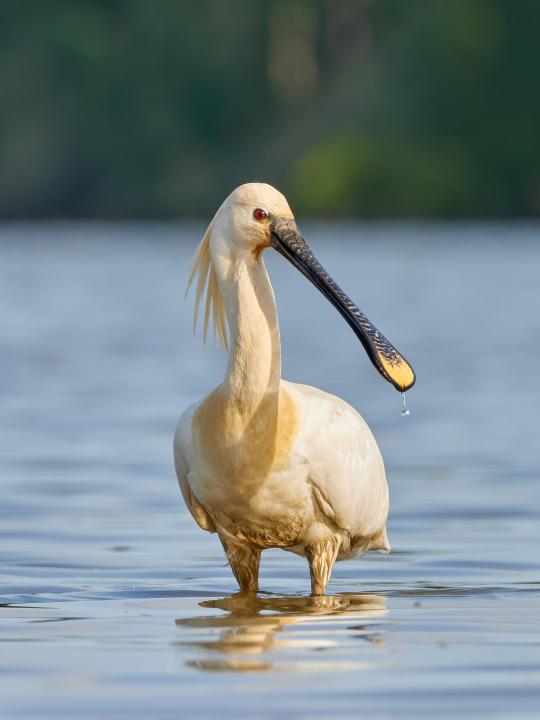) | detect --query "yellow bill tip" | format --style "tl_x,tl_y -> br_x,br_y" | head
379,354 -> 416,392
